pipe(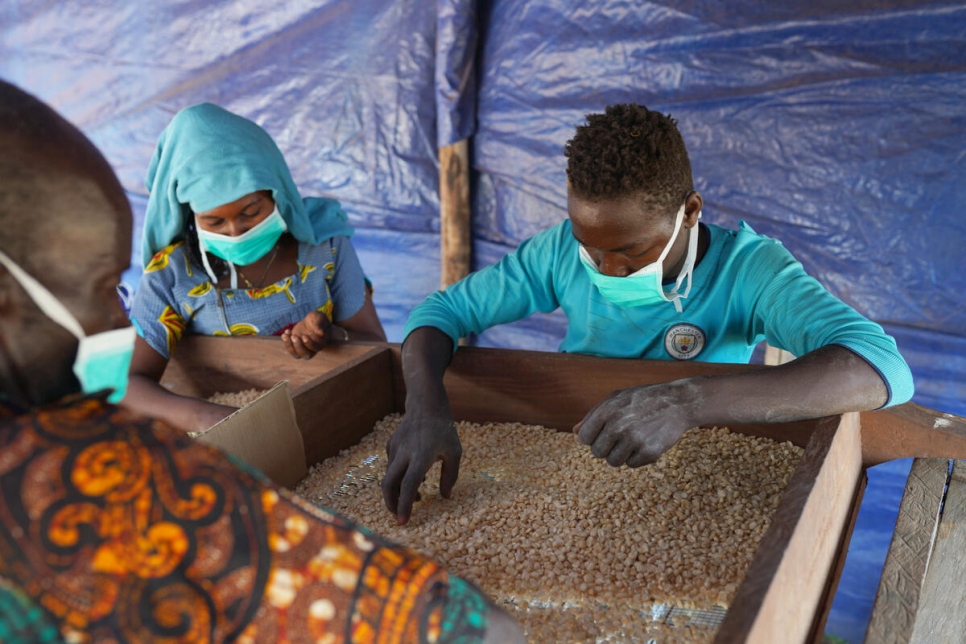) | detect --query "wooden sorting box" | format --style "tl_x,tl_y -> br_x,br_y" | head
161,336 -> 966,644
